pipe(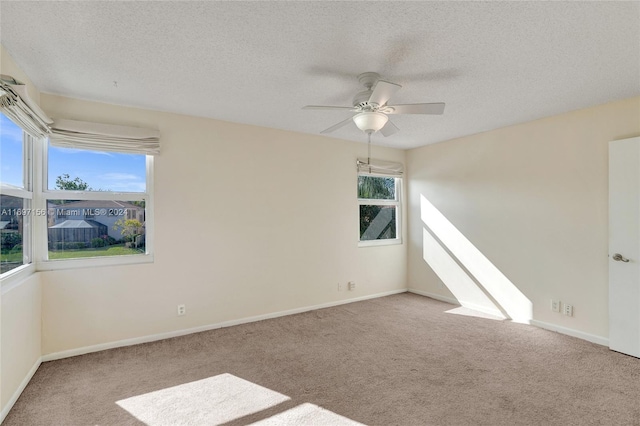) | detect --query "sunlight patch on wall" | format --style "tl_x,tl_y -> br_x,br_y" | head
421,195 -> 532,323
423,228 -> 506,319
116,373 -> 290,425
